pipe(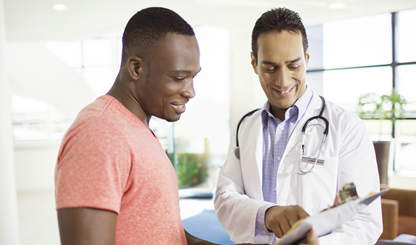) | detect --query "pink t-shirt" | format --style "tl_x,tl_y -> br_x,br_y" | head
55,95 -> 186,245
